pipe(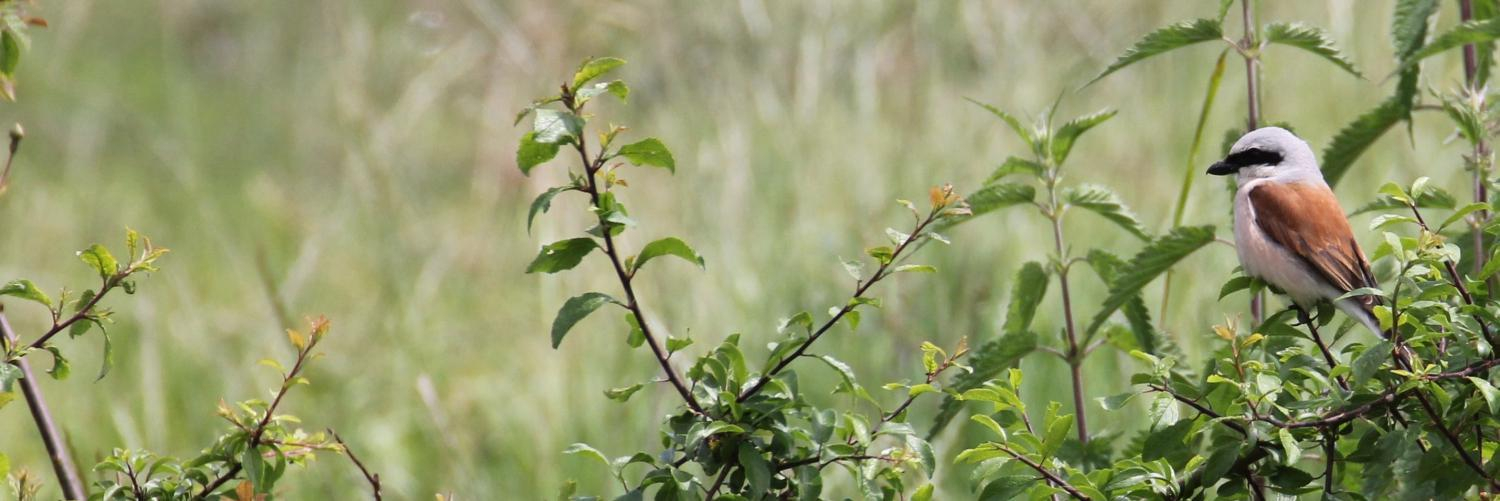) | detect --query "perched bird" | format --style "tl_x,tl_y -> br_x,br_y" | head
1207,127 -> 1381,335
